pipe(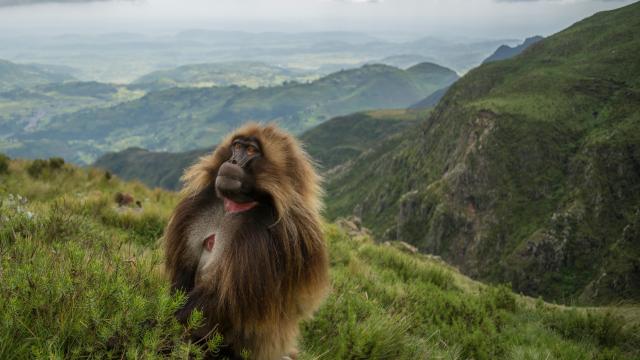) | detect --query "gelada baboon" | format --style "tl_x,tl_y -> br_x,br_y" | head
164,123 -> 329,359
